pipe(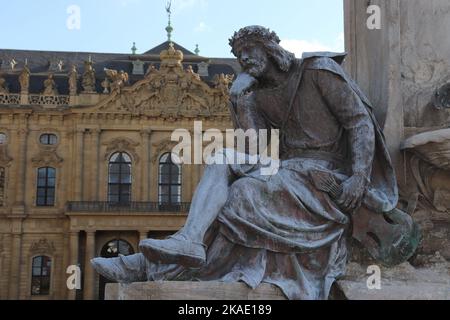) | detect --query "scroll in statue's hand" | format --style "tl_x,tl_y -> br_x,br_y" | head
230,73 -> 257,104
336,174 -> 369,214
